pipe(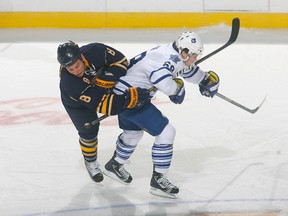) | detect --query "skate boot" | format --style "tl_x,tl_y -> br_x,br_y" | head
150,171 -> 179,199
85,160 -> 104,183
104,154 -> 132,184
